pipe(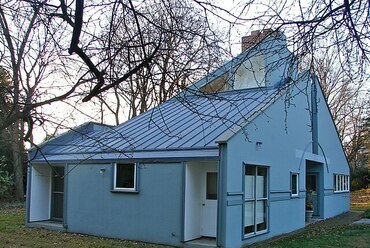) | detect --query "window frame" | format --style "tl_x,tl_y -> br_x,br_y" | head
291,172 -> 299,197
243,164 -> 269,238
333,174 -> 349,193
112,163 -> 138,192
